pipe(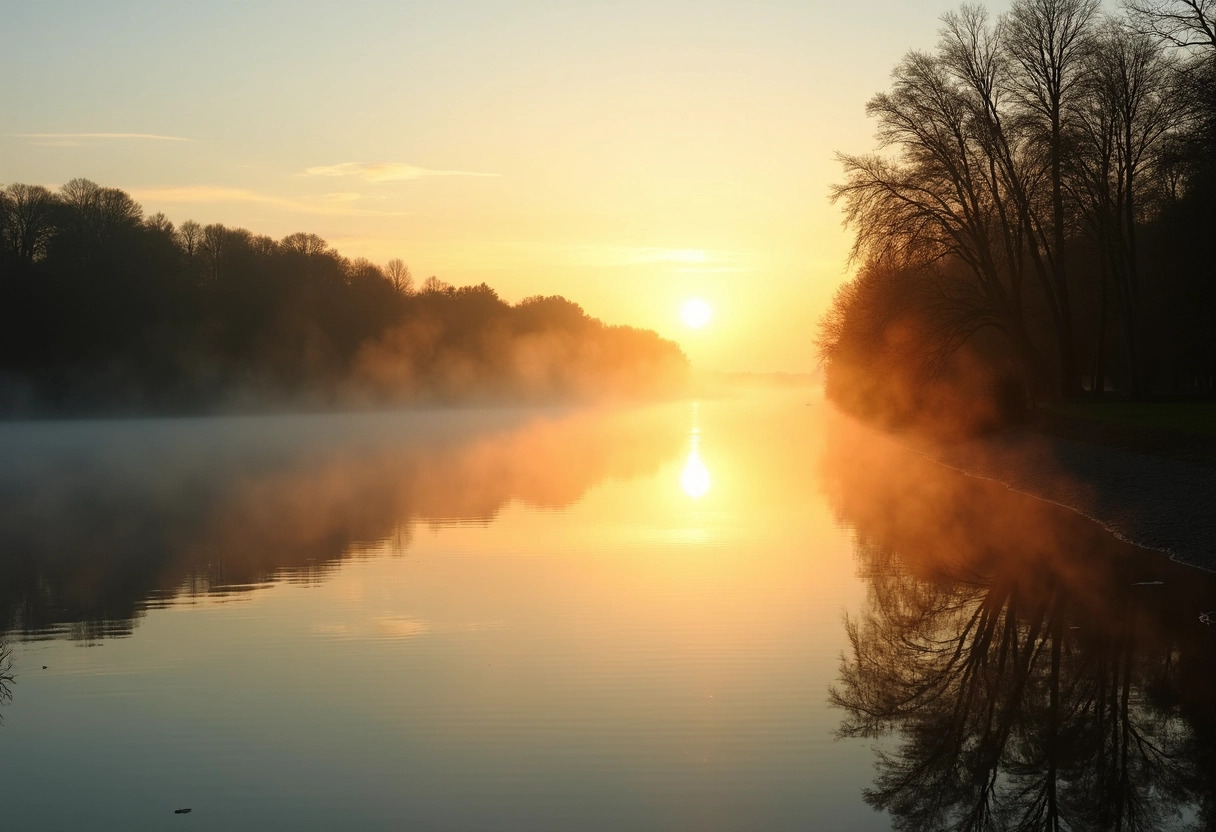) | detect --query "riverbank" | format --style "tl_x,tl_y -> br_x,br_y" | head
902,413 -> 1216,572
